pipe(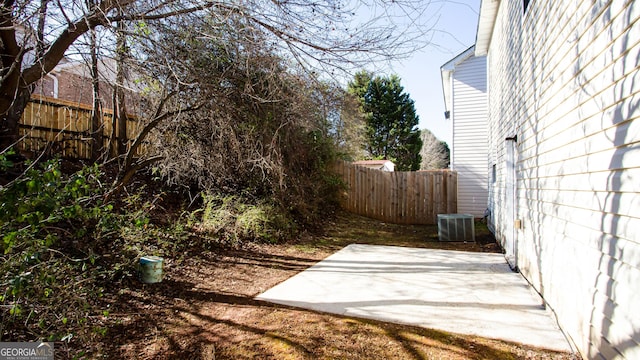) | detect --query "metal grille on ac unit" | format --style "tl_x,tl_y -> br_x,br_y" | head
437,214 -> 475,242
